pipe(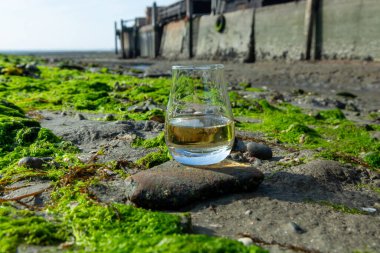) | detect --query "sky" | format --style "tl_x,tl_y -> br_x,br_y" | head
0,0 -> 176,51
